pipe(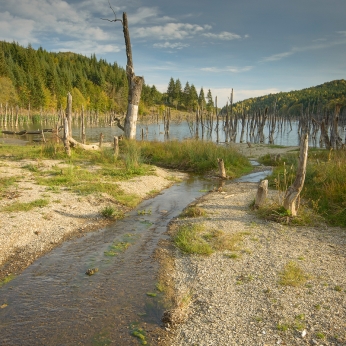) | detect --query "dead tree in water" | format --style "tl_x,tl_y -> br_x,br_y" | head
103,4 -> 143,139
283,133 -> 309,216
